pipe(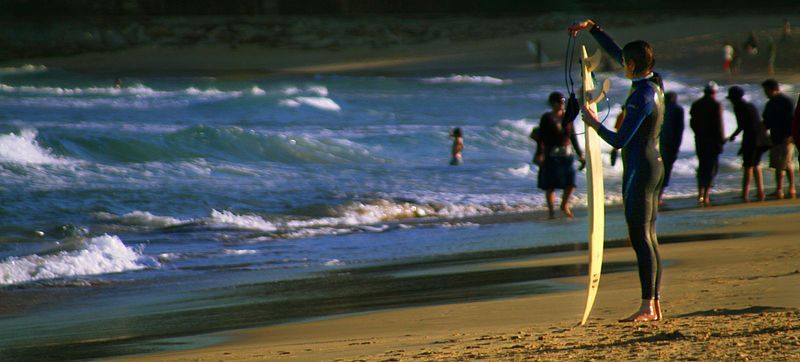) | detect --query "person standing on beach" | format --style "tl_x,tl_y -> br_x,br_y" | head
570,19 -> 665,322
533,92 -> 584,219
690,82 -> 725,207
725,86 -> 770,202
449,127 -> 464,165
761,79 -> 796,199
659,92 -> 684,206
